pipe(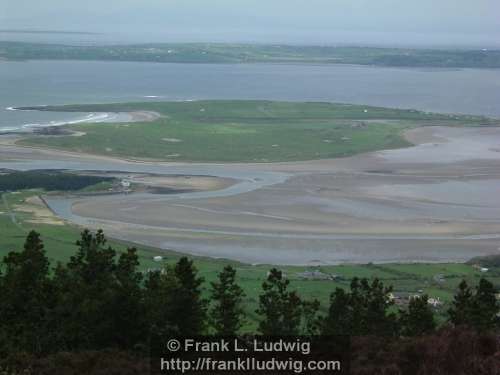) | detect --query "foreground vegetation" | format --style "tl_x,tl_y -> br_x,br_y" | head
0,229 -> 499,374
17,100 -> 495,162
2,41 -> 500,68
